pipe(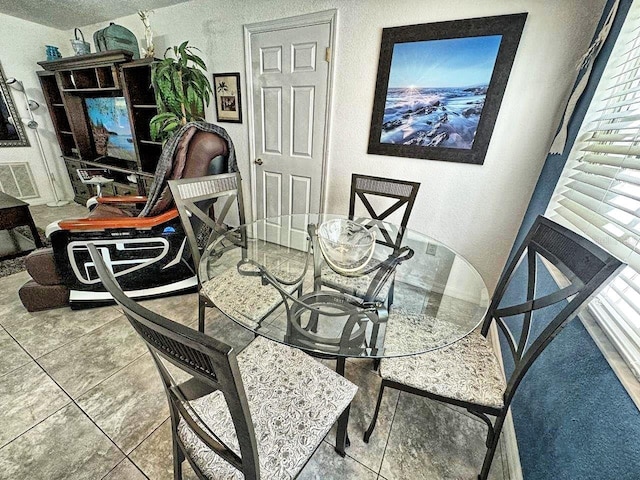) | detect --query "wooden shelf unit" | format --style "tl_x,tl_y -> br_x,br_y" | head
37,51 -> 161,204
37,71 -> 78,158
121,59 -> 161,173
